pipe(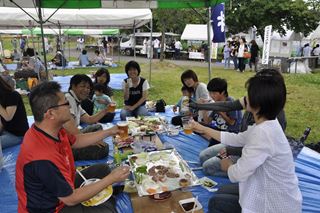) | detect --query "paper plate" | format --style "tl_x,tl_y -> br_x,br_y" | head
80,179 -> 113,207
